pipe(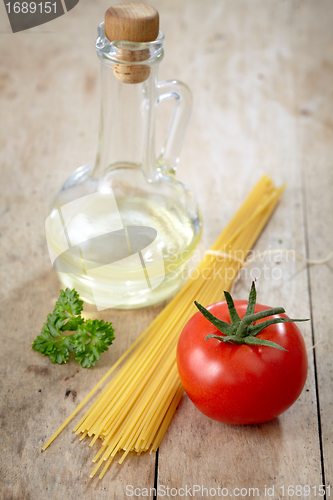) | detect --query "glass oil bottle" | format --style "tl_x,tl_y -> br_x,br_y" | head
45,3 -> 202,309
